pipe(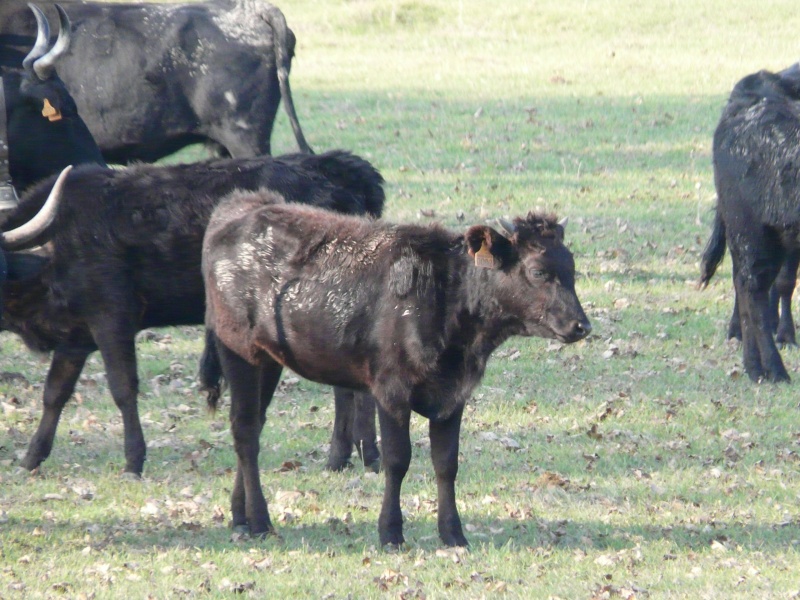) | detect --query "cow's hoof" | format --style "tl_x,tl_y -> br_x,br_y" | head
726,329 -> 743,342
120,471 -> 142,481
766,371 -> 791,383
325,457 -> 354,472
251,527 -> 279,541
381,540 -> 406,553
364,457 -> 382,474
441,534 -> 470,548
